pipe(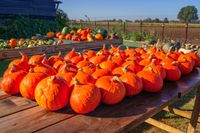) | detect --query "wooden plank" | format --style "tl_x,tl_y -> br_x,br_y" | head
163,106 -> 200,123
0,96 -> 37,118
36,68 -> 200,133
0,106 -> 76,133
187,87 -> 200,133
145,118 -> 184,133
0,38 -> 123,60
